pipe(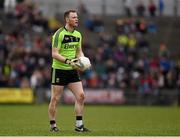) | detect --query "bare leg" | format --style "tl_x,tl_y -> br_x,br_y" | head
68,82 -> 89,131
68,81 -> 85,116
48,85 -> 64,123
